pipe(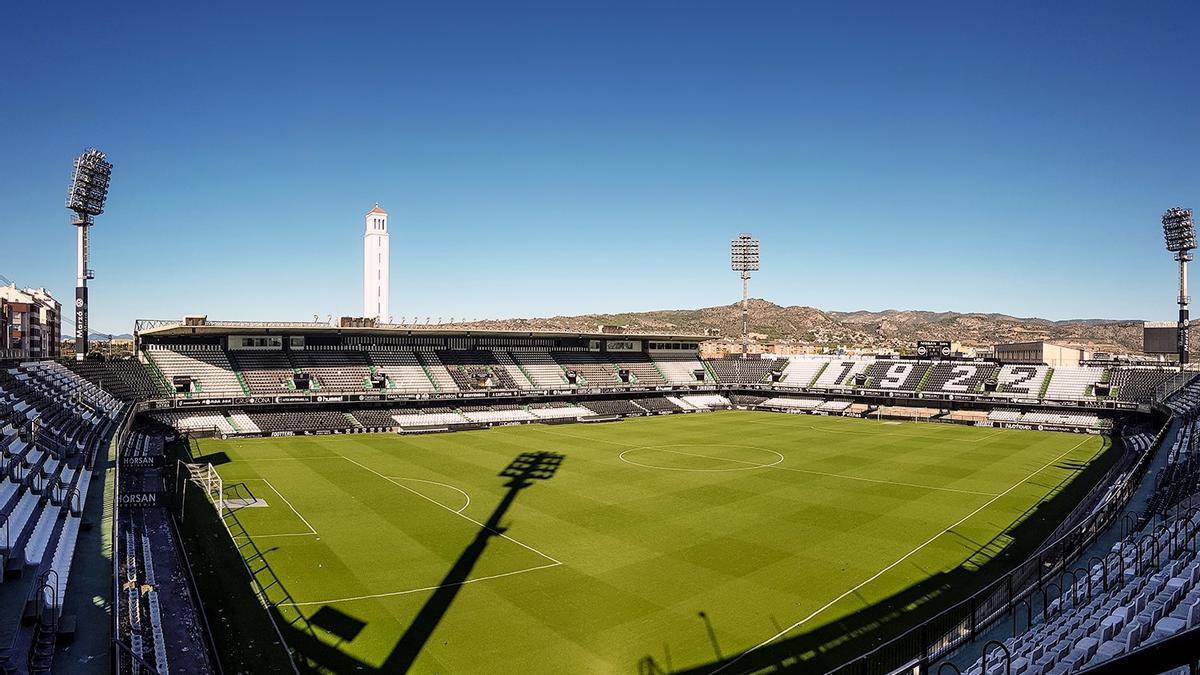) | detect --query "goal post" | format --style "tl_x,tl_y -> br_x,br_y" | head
175,460 -> 224,526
